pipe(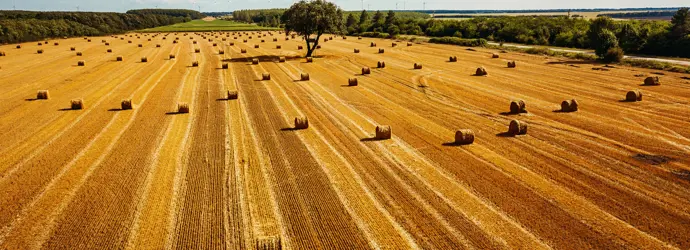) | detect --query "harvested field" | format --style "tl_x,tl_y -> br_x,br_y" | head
0,31 -> 689,250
